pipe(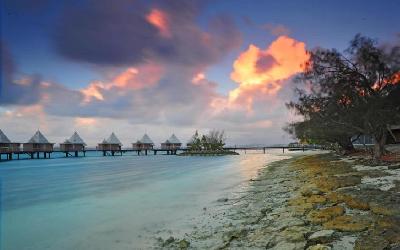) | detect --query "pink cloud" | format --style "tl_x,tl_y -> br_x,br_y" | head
75,117 -> 97,127
146,8 -> 171,38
